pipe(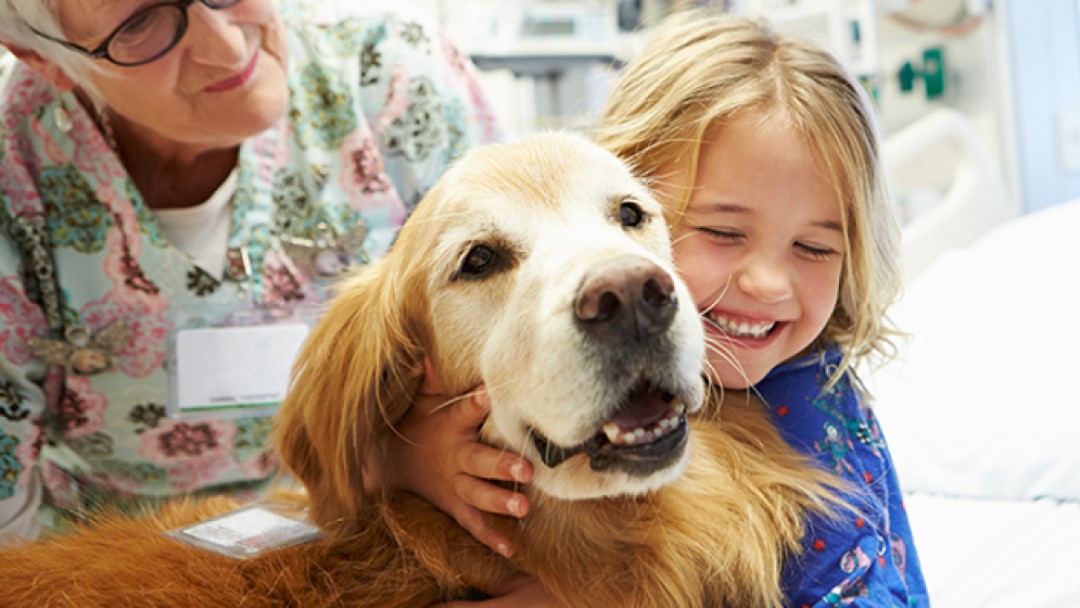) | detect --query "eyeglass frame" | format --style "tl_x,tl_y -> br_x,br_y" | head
26,0 -> 243,68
